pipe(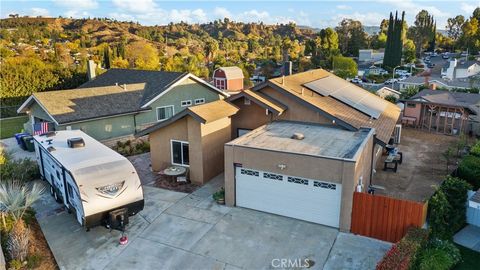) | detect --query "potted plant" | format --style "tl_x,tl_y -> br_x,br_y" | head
212,187 -> 225,205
